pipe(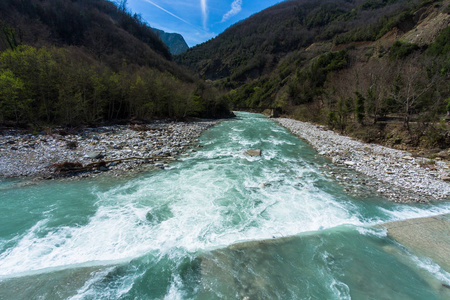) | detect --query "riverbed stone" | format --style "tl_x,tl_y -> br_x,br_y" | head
86,151 -> 103,159
245,149 -> 261,157
441,176 -> 450,182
